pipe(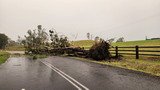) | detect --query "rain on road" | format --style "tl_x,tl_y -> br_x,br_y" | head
0,56 -> 160,90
